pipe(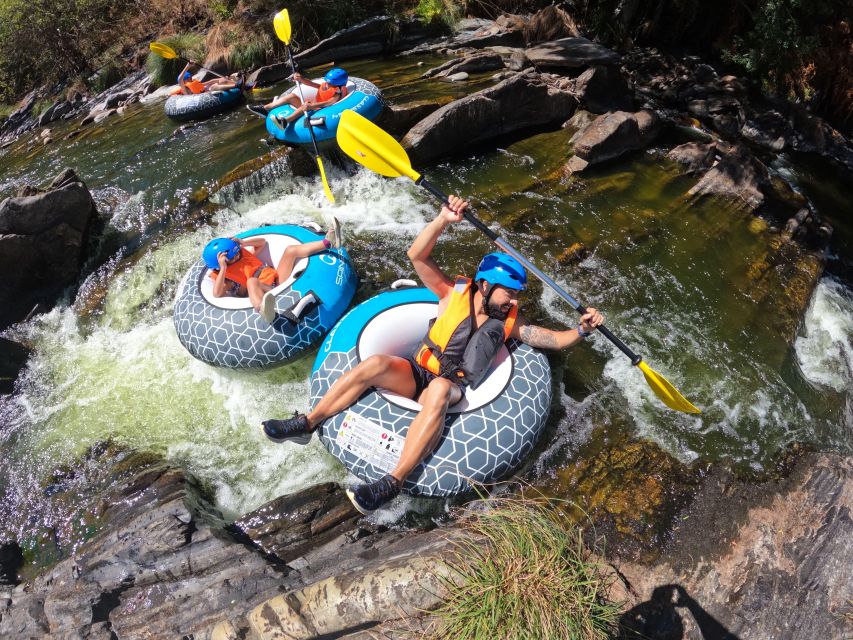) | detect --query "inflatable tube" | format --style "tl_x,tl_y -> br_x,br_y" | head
173,224 -> 357,368
310,286 -> 552,497
165,88 -> 245,122
266,77 -> 383,145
